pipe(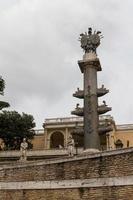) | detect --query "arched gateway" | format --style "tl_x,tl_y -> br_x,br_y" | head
50,131 -> 64,149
